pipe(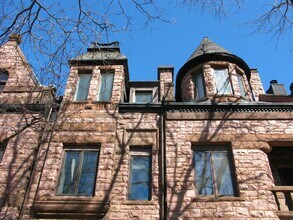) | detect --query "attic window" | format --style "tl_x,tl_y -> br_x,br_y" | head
74,70 -> 92,101
0,70 -> 8,91
135,90 -> 153,103
98,70 -> 114,102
